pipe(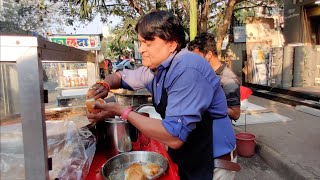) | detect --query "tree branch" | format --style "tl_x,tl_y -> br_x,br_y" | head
146,0 -> 153,10
234,4 -> 275,12
182,0 -> 189,17
161,0 -> 168,10
216,0 -> 237,59
127,0 -> 145,15
101,3 -> 129,7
